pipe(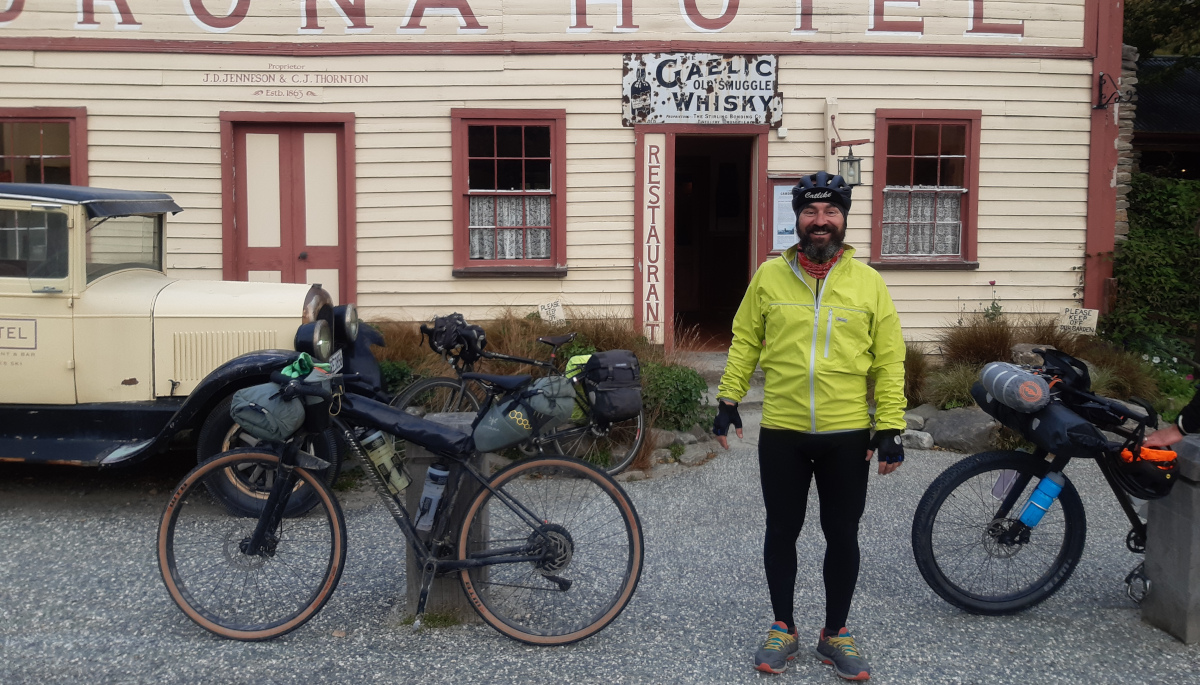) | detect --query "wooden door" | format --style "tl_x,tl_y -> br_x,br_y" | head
232,124 -> 347,304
